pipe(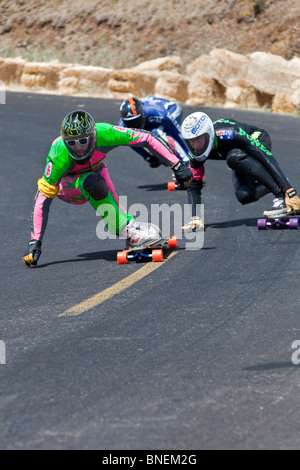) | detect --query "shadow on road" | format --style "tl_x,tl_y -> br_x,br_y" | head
206,217 -> 258,229
137,183 -> 171,191
33,250 -> 118,268
244,361 -> 296,371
